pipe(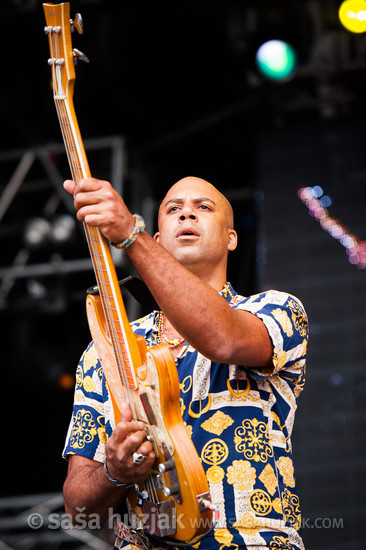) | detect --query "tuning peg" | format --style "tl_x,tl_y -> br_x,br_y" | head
70,13 -> 83,34
73,49 -> 89,64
